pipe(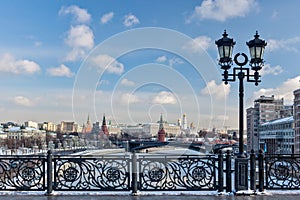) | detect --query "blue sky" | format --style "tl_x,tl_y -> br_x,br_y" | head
1,0 -> 300,130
